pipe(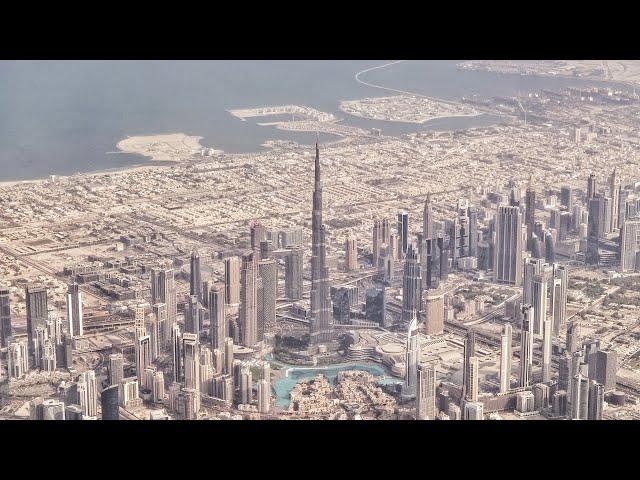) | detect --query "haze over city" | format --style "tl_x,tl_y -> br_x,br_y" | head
1,59 -> 640,421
